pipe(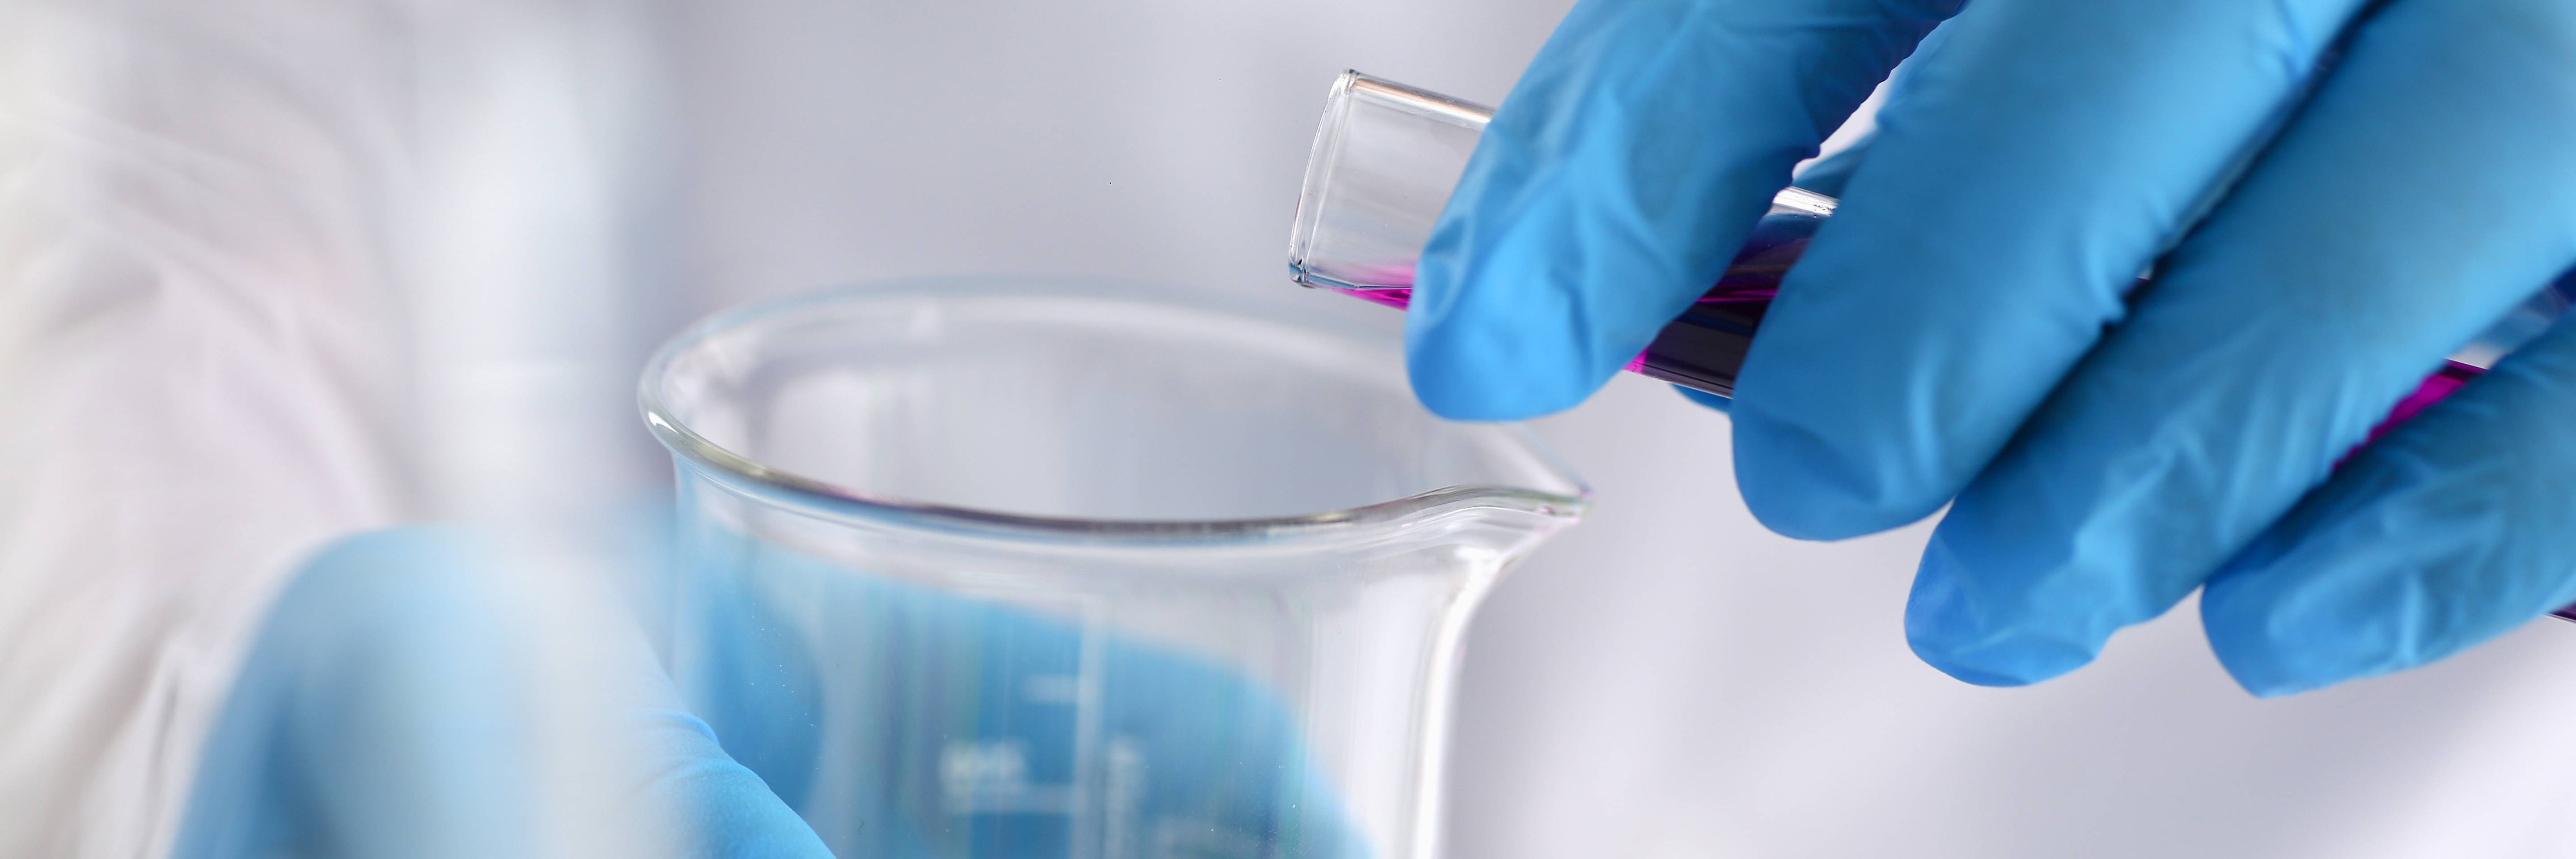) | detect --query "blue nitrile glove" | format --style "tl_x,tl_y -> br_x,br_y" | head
175,515 -> 1356,858
1410,0 -> 2576,695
